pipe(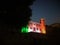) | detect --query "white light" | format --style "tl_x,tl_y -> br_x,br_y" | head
28,28 -> 41,33
28,28 -> 33,32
